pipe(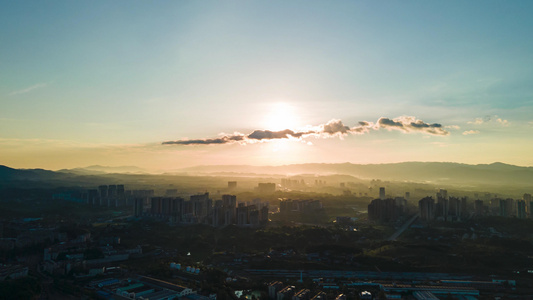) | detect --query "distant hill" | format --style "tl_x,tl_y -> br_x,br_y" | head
0,165 -> 70,181
178,162 -> 533,188
1,162 -> 532,191
0,165 -> 122,189
60,165 -> 147,174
